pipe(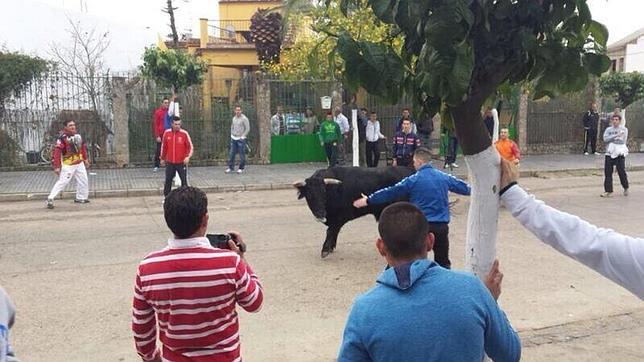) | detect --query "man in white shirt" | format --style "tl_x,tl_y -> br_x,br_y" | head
270,106 -> 285,136
365,111 -> 385,167
334,106 -> 350,165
